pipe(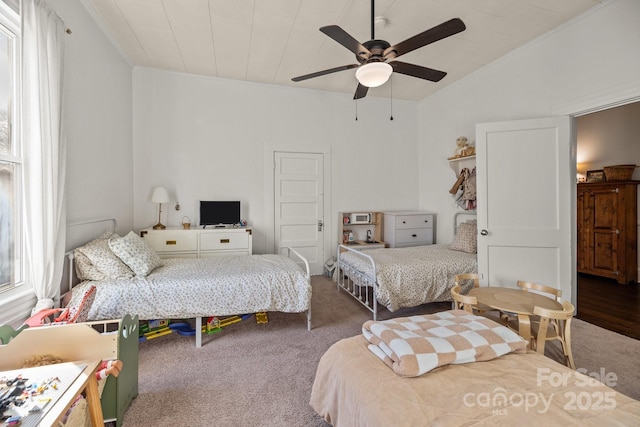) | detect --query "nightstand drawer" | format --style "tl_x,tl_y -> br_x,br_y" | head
200,232 -> 249,251
143,231 -> 198,252
395,214 -> 433,229
395,228 -> 433,246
